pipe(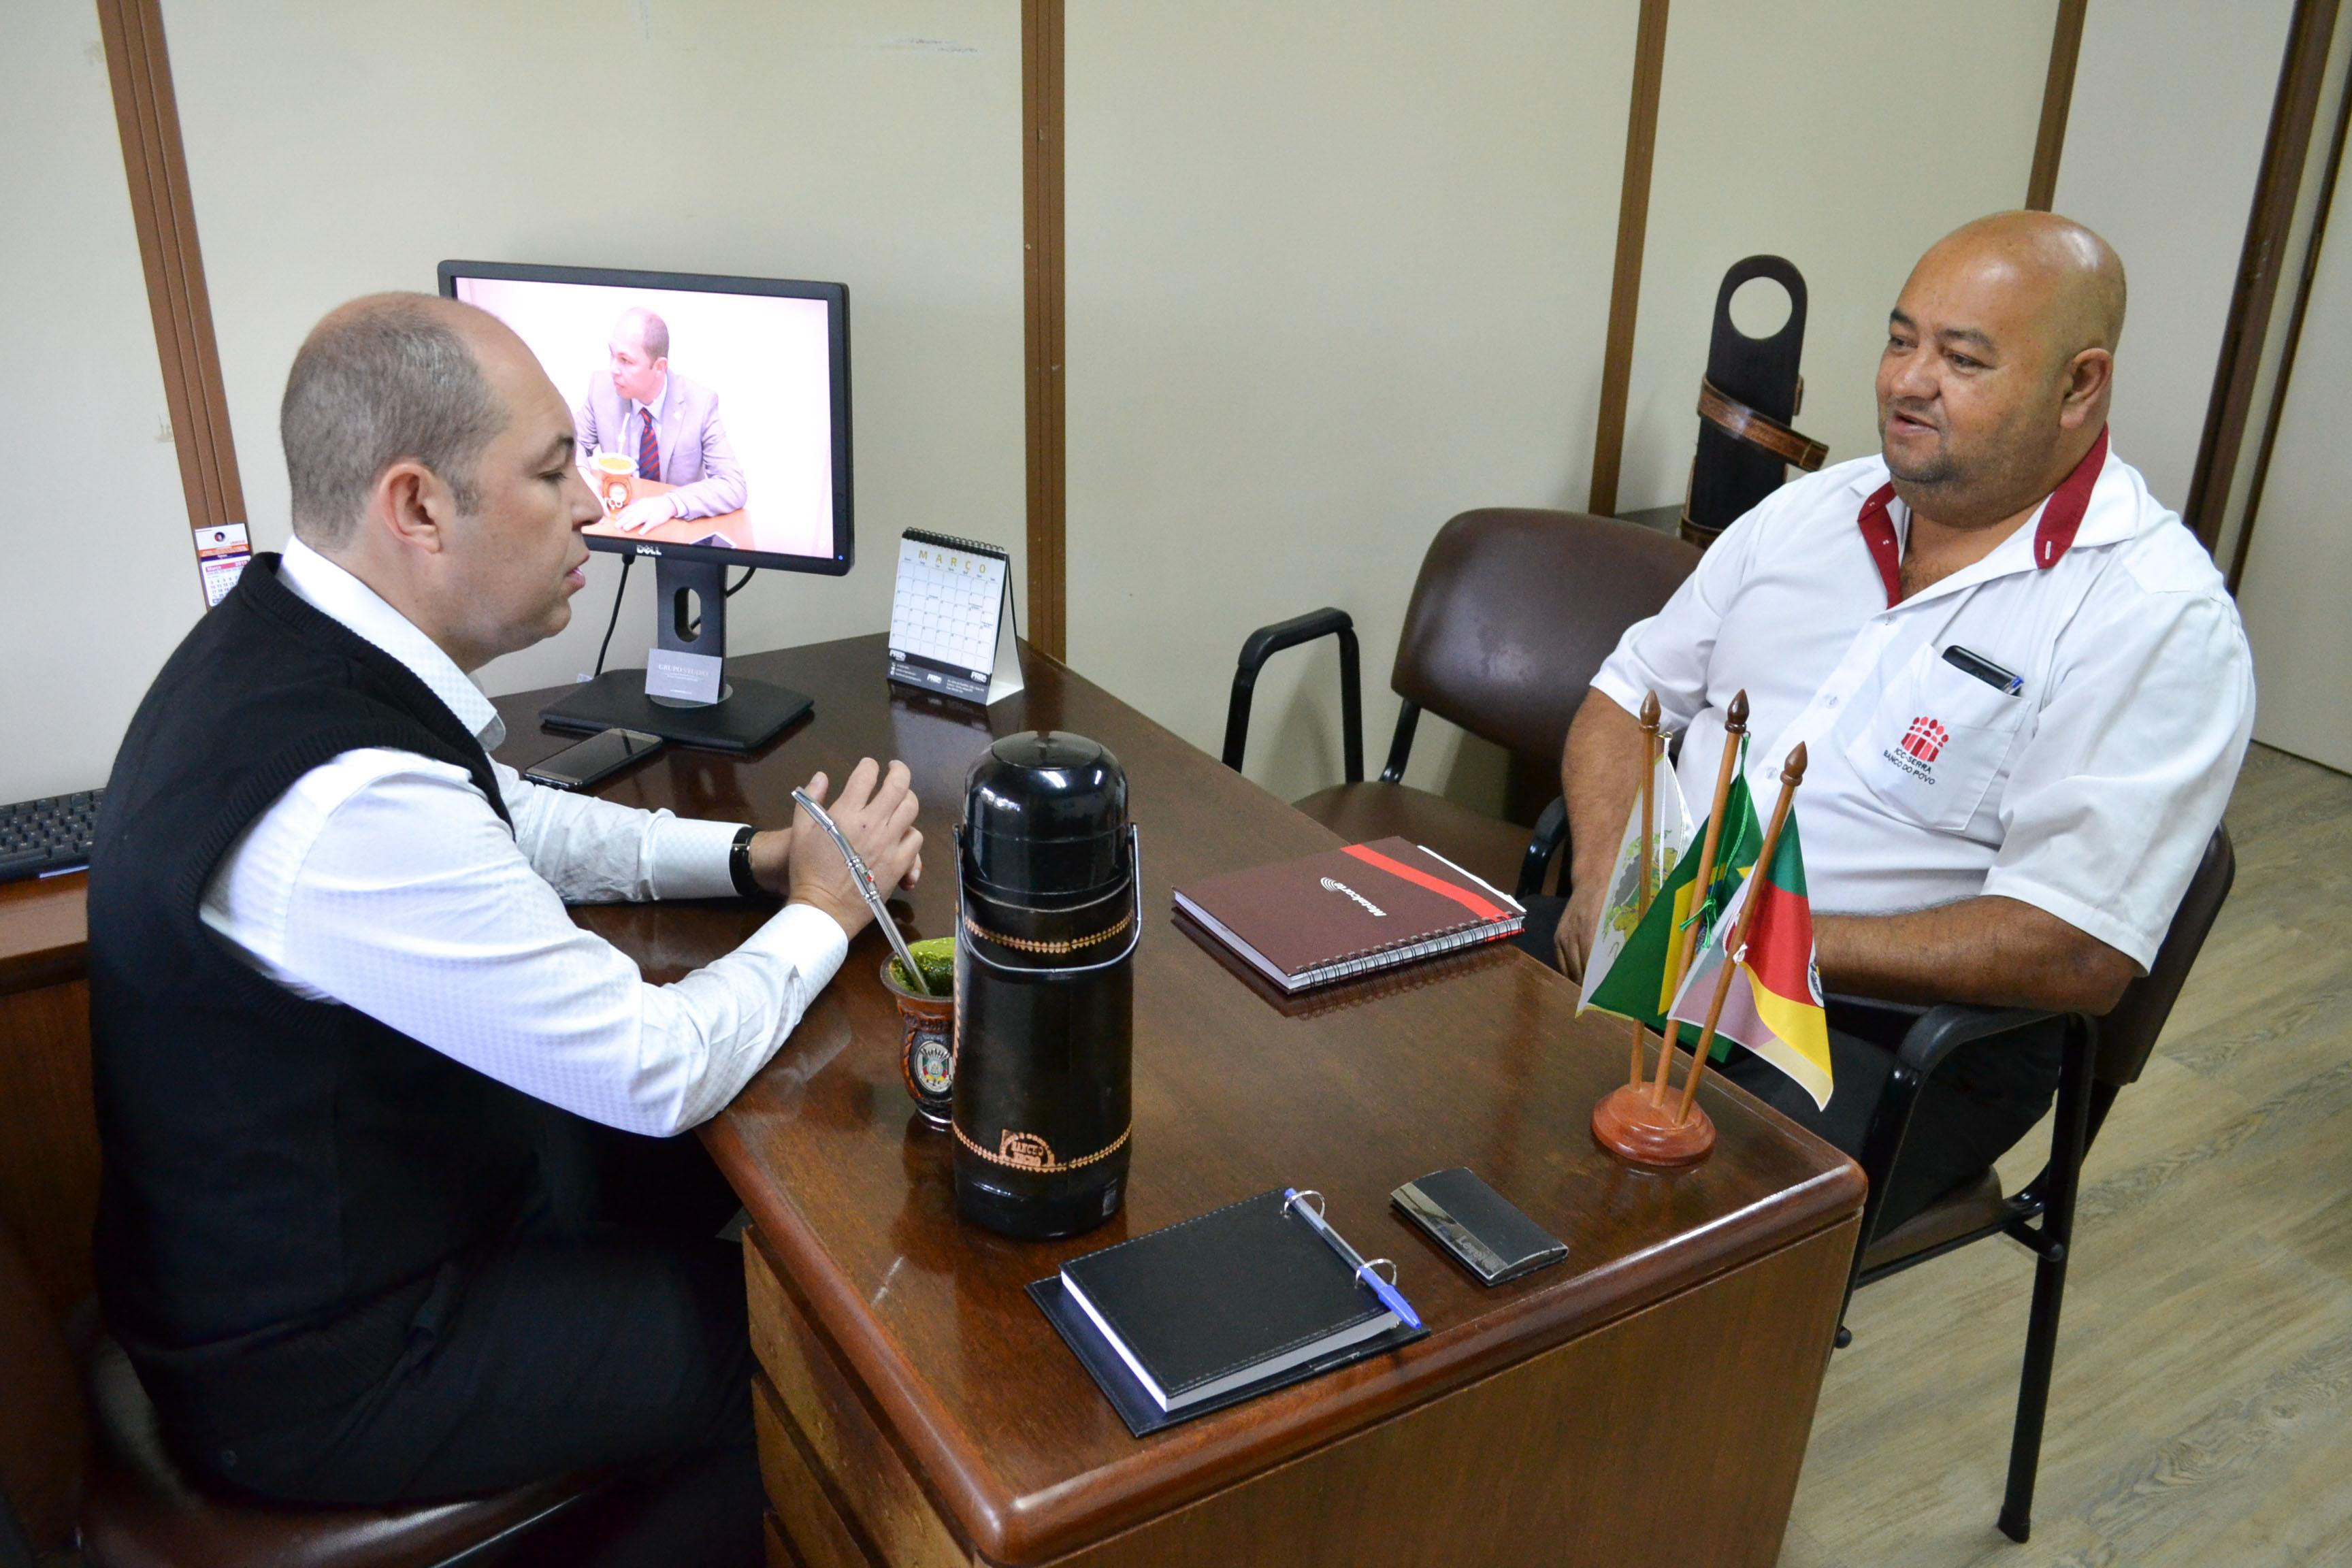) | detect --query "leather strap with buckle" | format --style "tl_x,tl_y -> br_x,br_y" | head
1697,376 -> 1827,471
